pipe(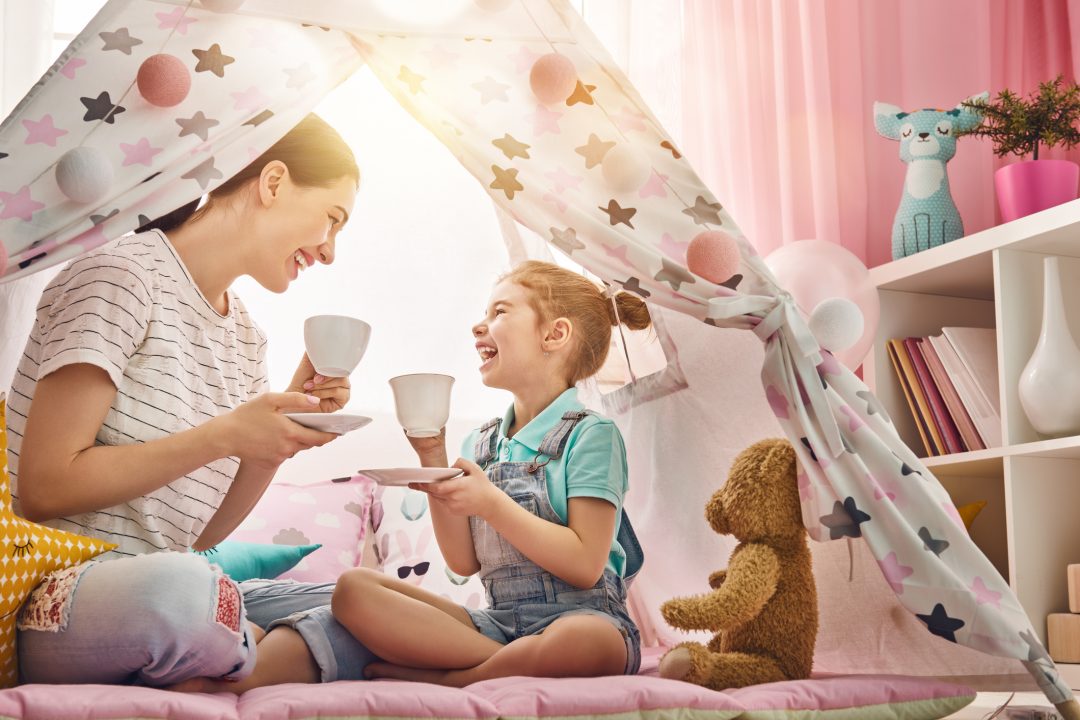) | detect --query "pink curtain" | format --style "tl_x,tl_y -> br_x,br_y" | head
681,0 -> 1080,267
